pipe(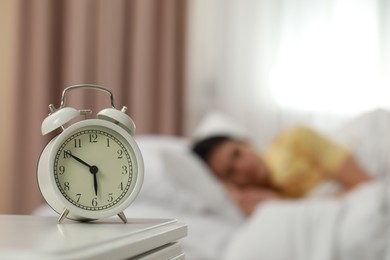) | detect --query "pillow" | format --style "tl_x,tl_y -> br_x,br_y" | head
334,108 -> 390,178
160,149 -> 243,221
191,110 -> 248,142
134,135 -> 244,221
134,135 -> 194,208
